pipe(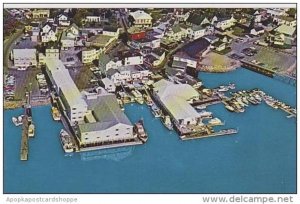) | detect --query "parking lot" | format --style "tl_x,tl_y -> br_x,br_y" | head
60,47 -> 83,68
